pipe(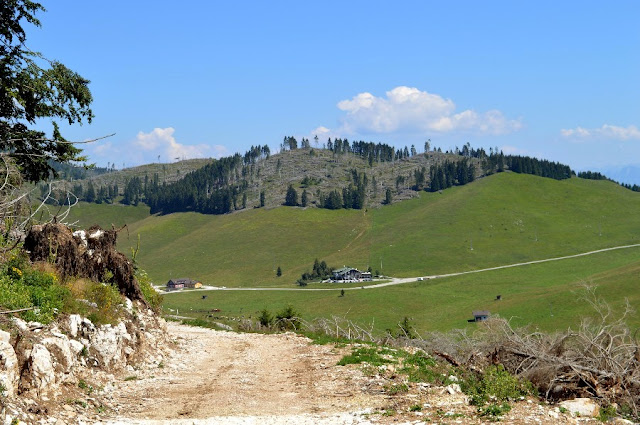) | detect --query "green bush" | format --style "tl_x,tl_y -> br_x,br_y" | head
598,405 -> 617,422
275,305 -> 303,330
0,264 -> 72,323
479,403 -> 512,419
399,351 -> 444,384
85,281 -> 123,325
461,365 -> 534,407
258,308 -> 273,328
136,269 -> 163,312
338,346 -> 400,366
